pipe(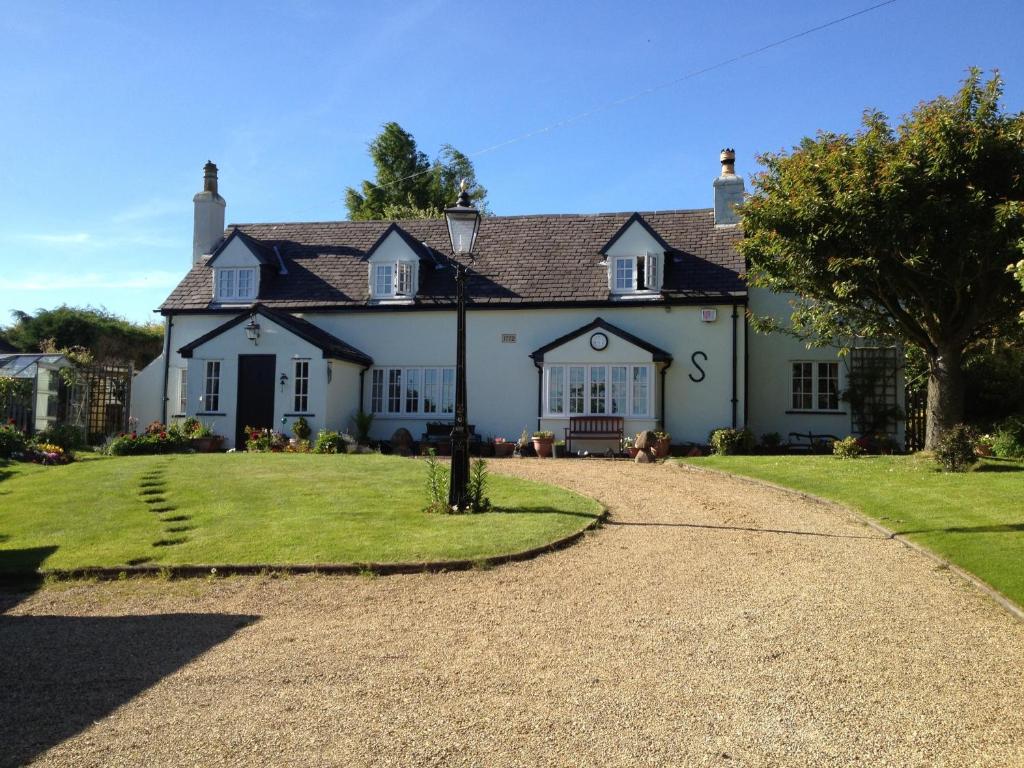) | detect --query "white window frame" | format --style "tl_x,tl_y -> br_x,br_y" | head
611,257 -> 636,293
202,360 -> 221,412
609,252 -> 662,294
544,363 -> 653,418
293,359 -> 310,413
369,366 -> 456,417
176,367 -> 188,415
790,361 -> 841,412
370,260 -> 418,300
214,267 -> 257,301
